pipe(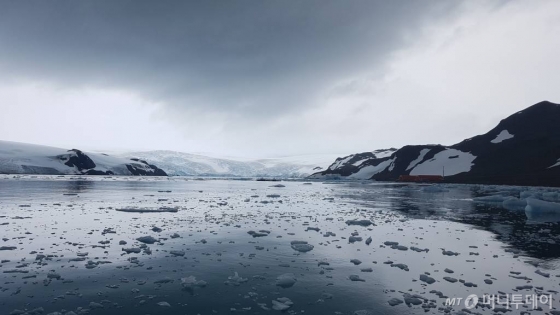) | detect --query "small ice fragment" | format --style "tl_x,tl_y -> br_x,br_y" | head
271,297 -> 293,311
275,273 -> 297,288
345,219 -> 373,227
349,275 -> 365,282
290,241 -> 314,252
419,274 -> 435,284
136,236 -> 157,244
